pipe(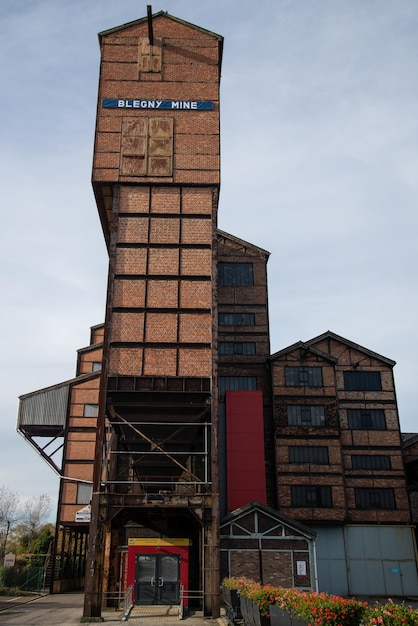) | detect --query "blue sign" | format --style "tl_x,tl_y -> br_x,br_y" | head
102,99 -> 214,111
